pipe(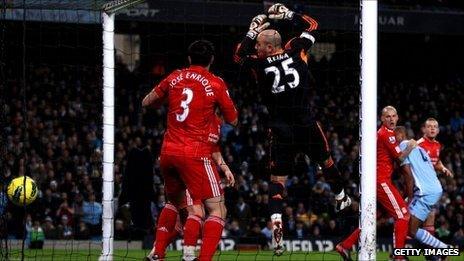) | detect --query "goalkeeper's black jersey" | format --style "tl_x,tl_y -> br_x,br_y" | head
235,32 -> 315,124
234,13 -> 318,124
254,44 -> 311,123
